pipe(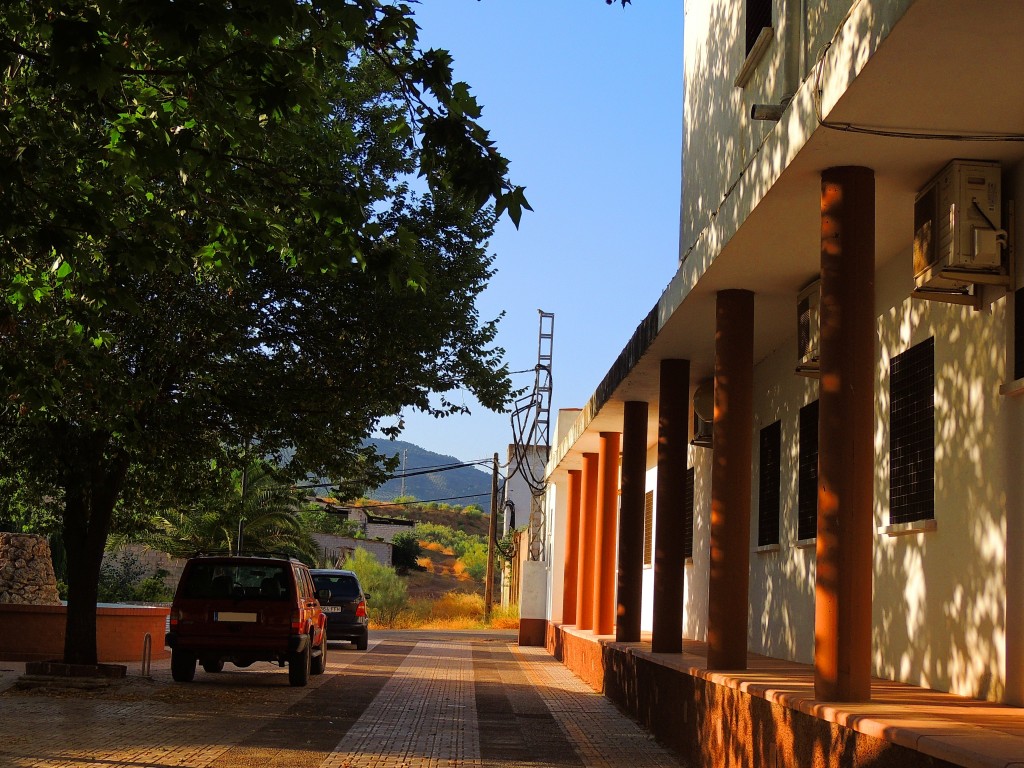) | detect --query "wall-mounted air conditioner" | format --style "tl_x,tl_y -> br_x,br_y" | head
796,278 -> 820,378
691,380 -> 713,447
913,159 -> 1005,294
